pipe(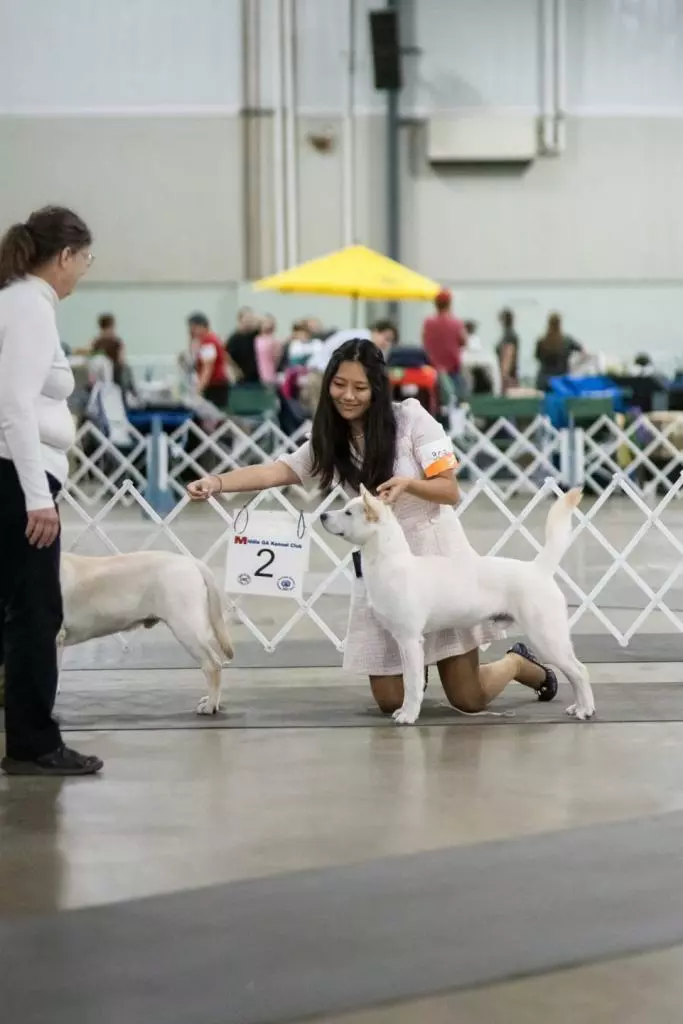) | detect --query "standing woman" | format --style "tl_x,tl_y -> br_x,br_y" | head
496,308 -> 520,393
0,207 -> 103,775
187,338 -> 557,716
535,313 -> 590,392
